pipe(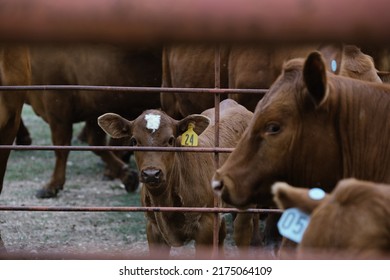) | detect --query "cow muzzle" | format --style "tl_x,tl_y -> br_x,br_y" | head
140,168 -> 163,186
212,172 -> 250,208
